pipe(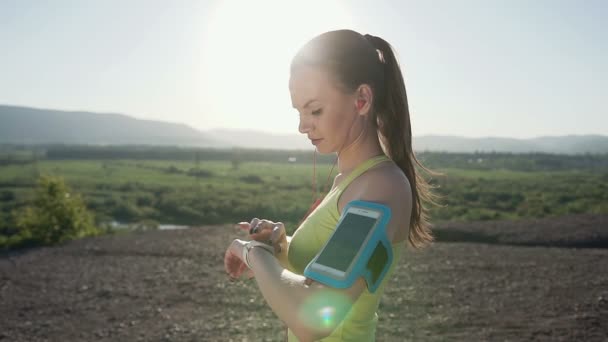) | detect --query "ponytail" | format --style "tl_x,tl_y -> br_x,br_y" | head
364,34 -> 438,249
